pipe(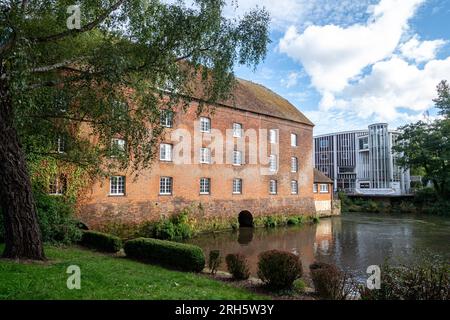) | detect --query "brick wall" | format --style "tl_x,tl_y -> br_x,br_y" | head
78,101 -> 316,229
